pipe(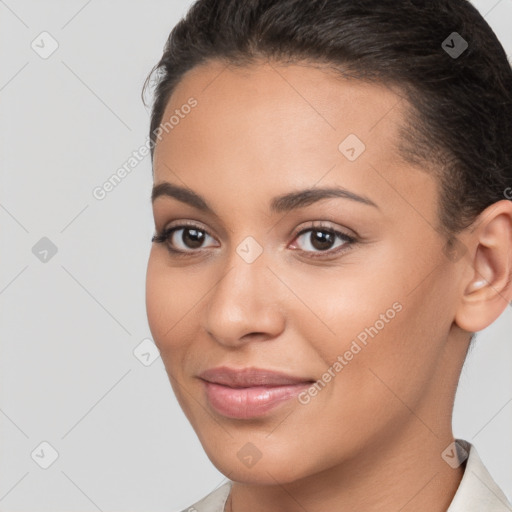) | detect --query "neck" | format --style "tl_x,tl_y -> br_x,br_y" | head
227,422 -> 465,512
